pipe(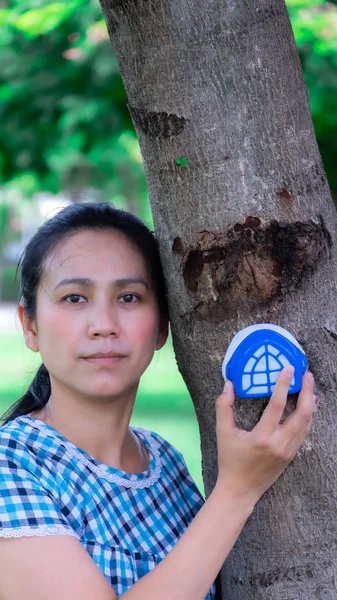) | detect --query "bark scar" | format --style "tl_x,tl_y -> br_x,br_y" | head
128,106 -> 189,137
179,215 -> 332,322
